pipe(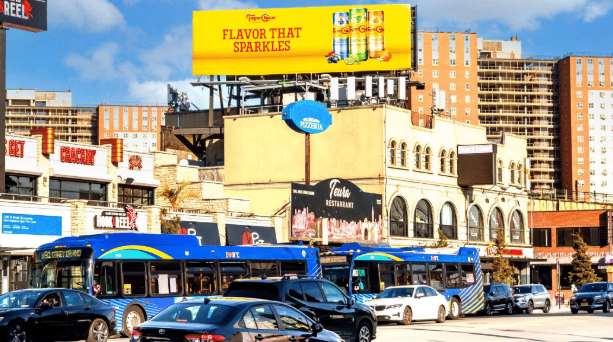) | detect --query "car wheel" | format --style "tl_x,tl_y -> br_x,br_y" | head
401,306 -> 413,325
526,301 -> 534,314
542,300 -> 551,313
6,321 -> 27,342
448,298 -> 462,320
436,305 -> 446,323
122,306 -> 145,337
87,318 -> 109,342
571,308 -> 579,314
603,300 -> 610,313
355,320 -> 372,342
505,302 -> 513,315
587,307 -> 594,314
